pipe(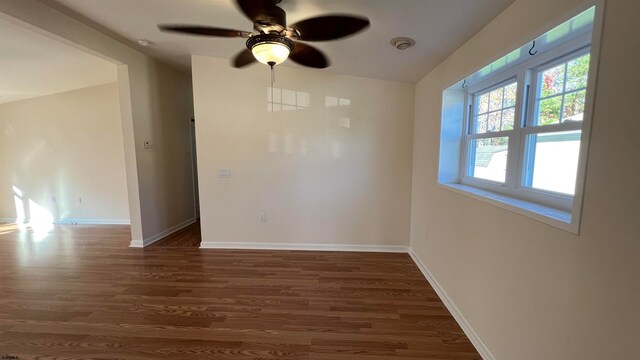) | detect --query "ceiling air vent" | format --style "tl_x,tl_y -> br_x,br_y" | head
390,37 -> 415,50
